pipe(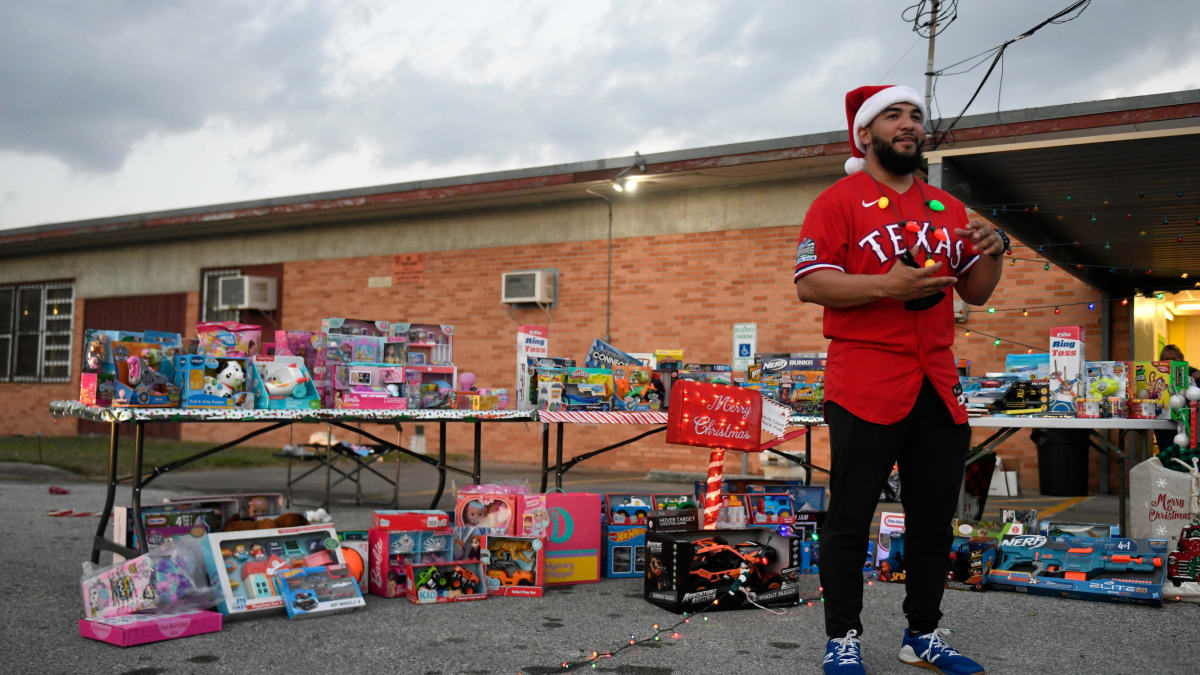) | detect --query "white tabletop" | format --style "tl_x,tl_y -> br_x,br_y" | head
967,416 -> 1174,430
